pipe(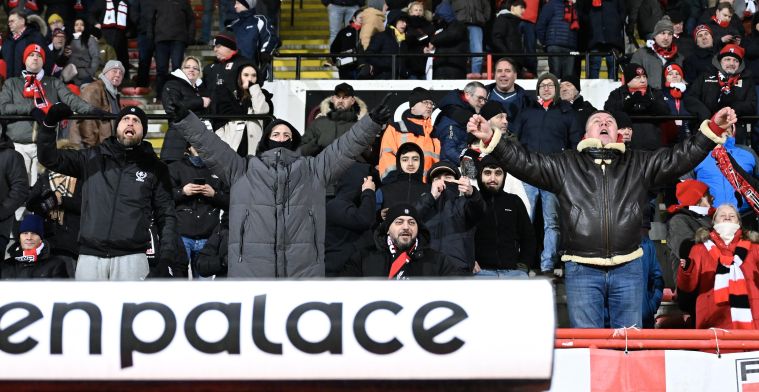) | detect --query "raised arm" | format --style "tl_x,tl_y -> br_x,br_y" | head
34,104 -> 88,177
